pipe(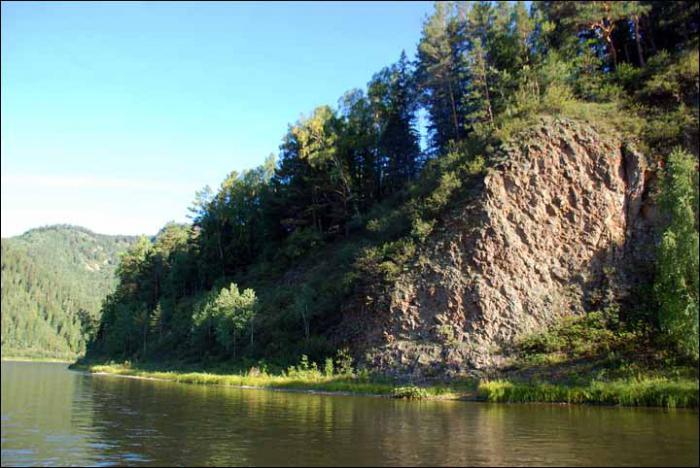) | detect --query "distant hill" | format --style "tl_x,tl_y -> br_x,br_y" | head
1,225 -> 138,359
